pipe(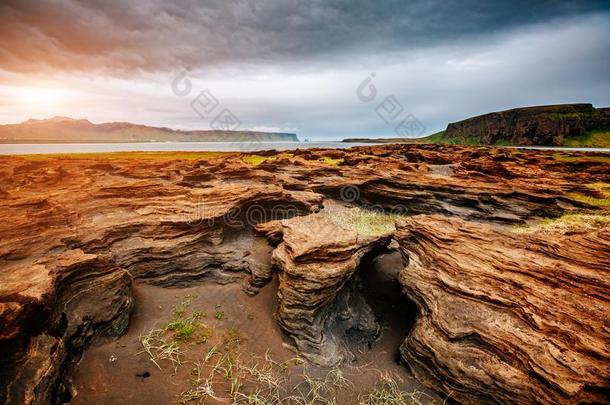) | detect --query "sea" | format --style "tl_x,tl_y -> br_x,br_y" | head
0,142 -> 608,155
